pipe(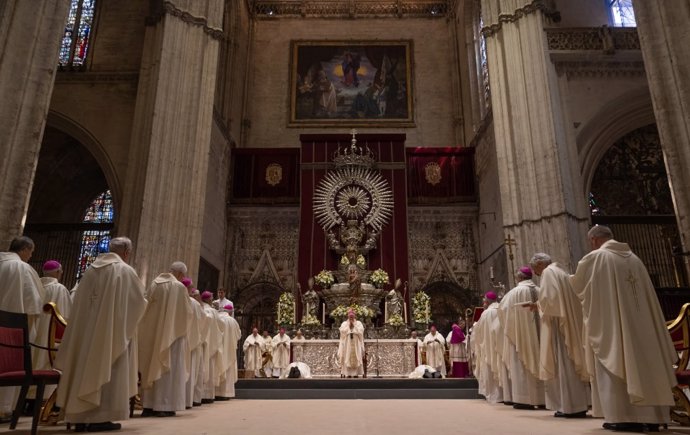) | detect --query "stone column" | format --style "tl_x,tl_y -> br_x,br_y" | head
632,0 -> 690,273
0,0 -> 70,248
480,0 -> 590,275
118,0 -> 224,284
